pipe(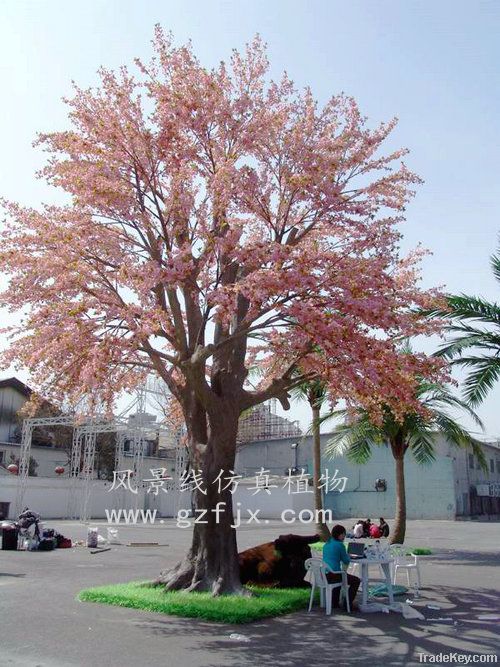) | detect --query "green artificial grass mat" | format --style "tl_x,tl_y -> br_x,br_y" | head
310,541 -> 432,556
78,581 -> 315,624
